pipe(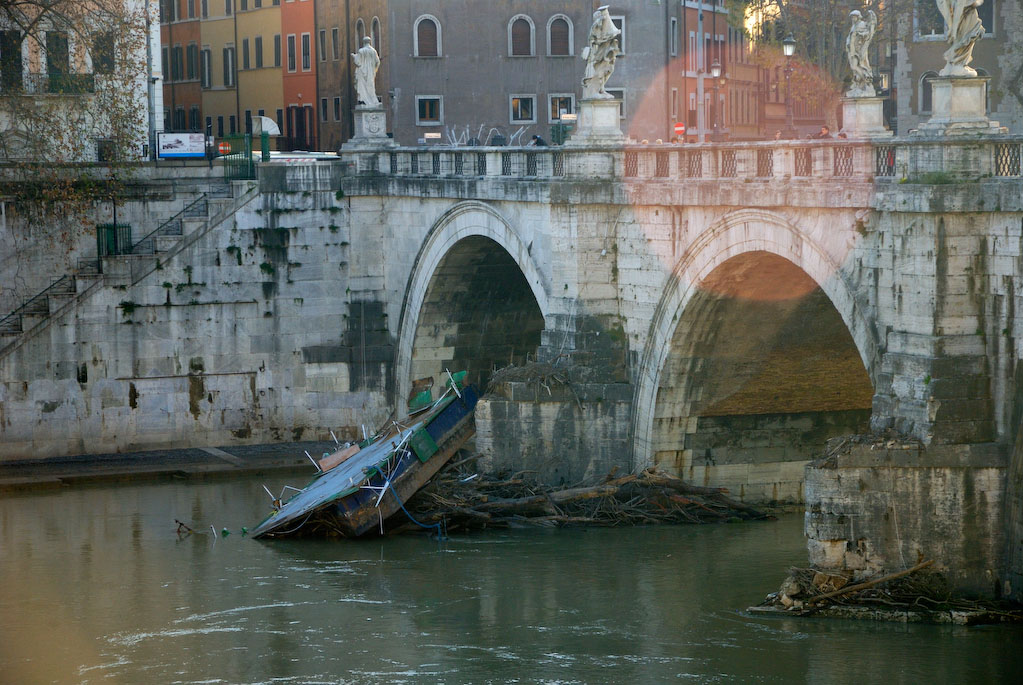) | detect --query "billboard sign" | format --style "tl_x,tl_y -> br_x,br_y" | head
157,132 -> 206,159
